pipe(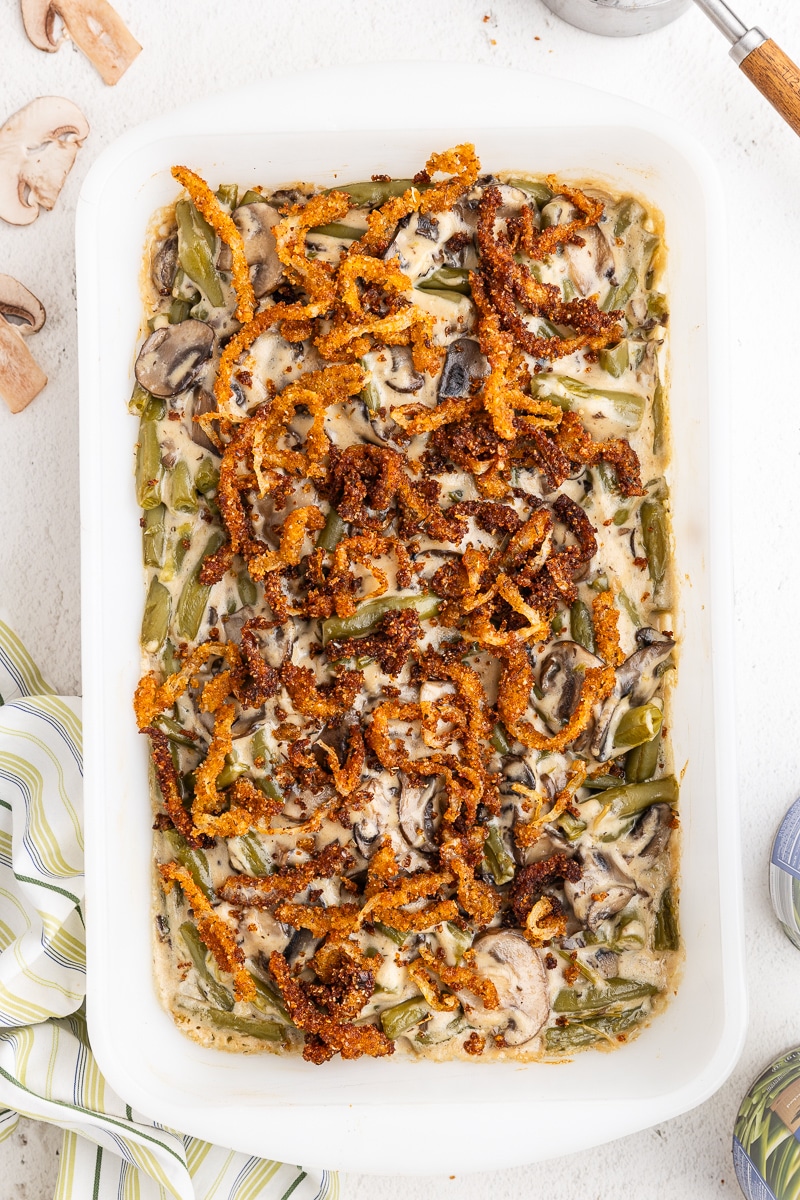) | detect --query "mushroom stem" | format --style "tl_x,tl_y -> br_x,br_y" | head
0,316 -> 47,413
